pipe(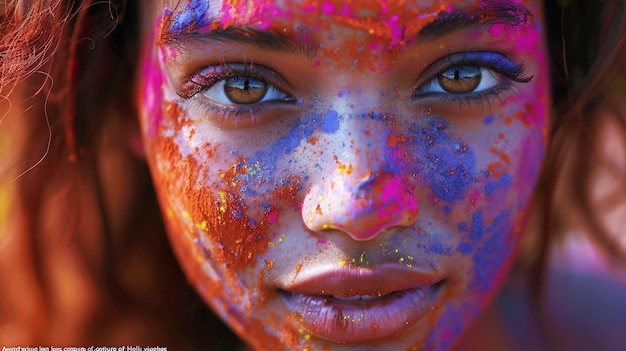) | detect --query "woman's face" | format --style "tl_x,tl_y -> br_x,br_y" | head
138,0 -> 549,349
